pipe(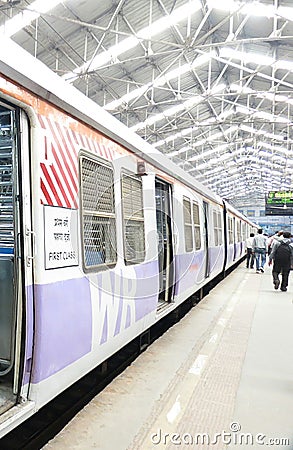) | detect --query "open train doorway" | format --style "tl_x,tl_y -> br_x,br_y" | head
0,102 -> 33,414
155,179 -> 174,310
